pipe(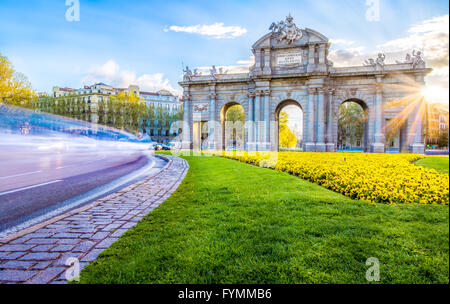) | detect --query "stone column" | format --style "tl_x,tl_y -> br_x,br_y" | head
316,88 -> 326,152
253,50 -> 263,75
263,90 -> 271,151
208,93 -> 217,150
371,78 -> 385,153
326,89 -> 336,152
408,74 -> 426,154
307,45 -> 315,73
304,88 -> 316,152
246,92 -> 256,151
263,49 -> 272,75
181,95 -> 192,150
408,107 -> 425,154
254,91 -> 261,150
